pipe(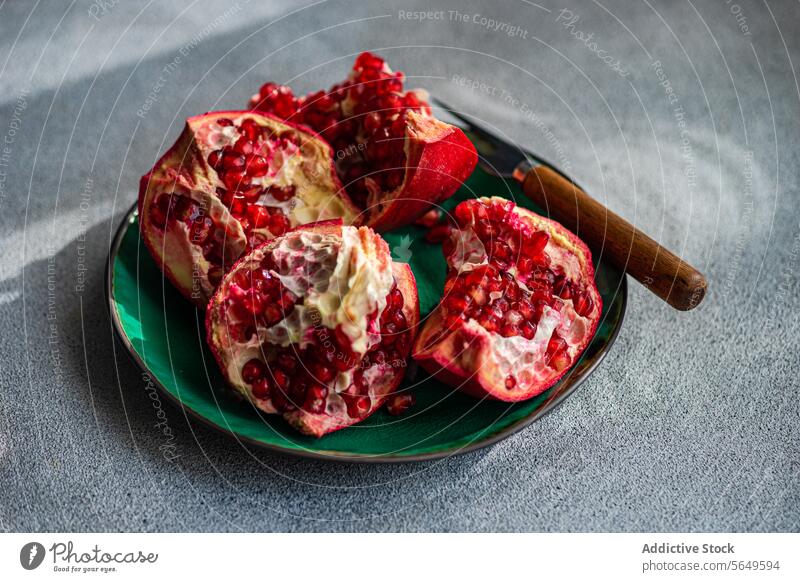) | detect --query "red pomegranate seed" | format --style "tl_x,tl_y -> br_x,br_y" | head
310,362 -> 335,383
208,150 -> 223,168
222,151 -> 246,170
355,52 -> 385,71
488,240 -> 511,261
500,325 -> 517,337
520,321 -> 536,340
262,304 -> 282,326
222,170 -> 247,191
247,205 -> 271,229
271,369 -> 289,390
268,185 -> 296,201
233,139 -> 254,155
246,155 -> 269,176
232,269 -> 252,290
267,212 -> 288,235
241,359 -> 266,384
505,375 -> 516,389
524,231 -> 549,257
573,290 -> 594,317
239,118 -> 261,141
257,83 -> 299,119
547,336 -> 567,356
240,187 -> 261,203
230,196 -> 247,217
444,294 -> 470,315
251,377 -> 271,399
386,393 -> 415,416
